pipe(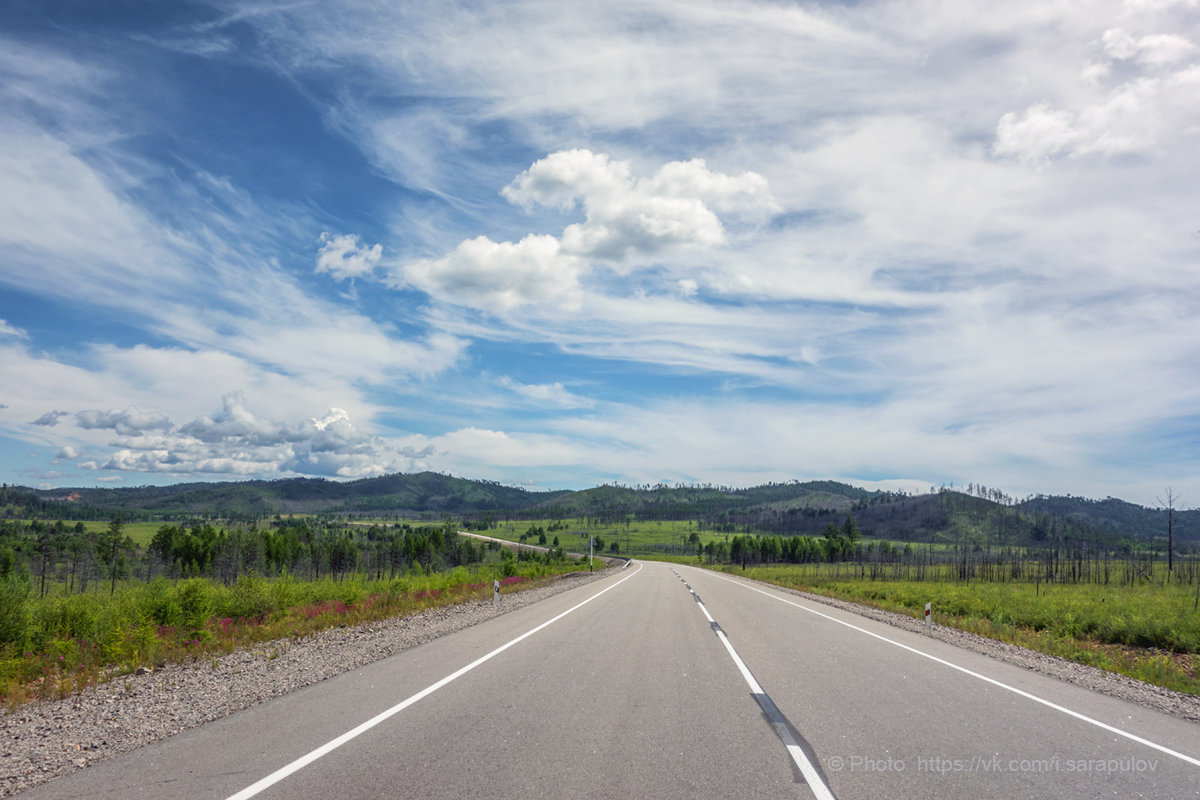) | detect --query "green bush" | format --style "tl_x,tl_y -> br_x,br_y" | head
223,573 -> 273,619
174,578 -> 214,631
337,577 -> 365,607
144,578 -> 183,628
29,593 -> 101,647
0,576 -> 30,648
270,573 -> 302,611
